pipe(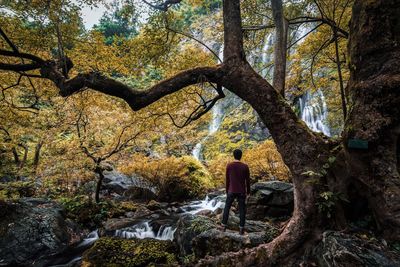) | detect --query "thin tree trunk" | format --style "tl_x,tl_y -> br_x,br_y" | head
333,30 -> 347,121
12,147 -> 20,166
18,144 -> 28,169
271,0 -> 288,96
95,165 -> 105,203
33,141 -> 43,168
